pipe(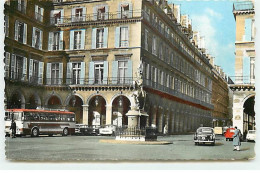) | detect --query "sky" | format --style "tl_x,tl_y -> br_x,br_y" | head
169,0 -> 236,77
